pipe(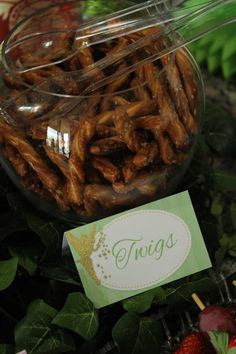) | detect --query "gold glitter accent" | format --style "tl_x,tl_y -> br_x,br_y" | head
67,225 -> 101,285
